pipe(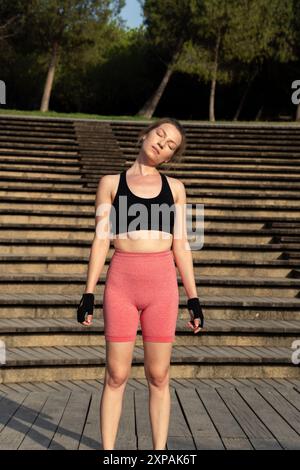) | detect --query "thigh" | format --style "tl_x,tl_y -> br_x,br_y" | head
105,341 -> 136,383
140,272 -> 179,343
143,341 -> 173,381
103,263 -> 140,342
